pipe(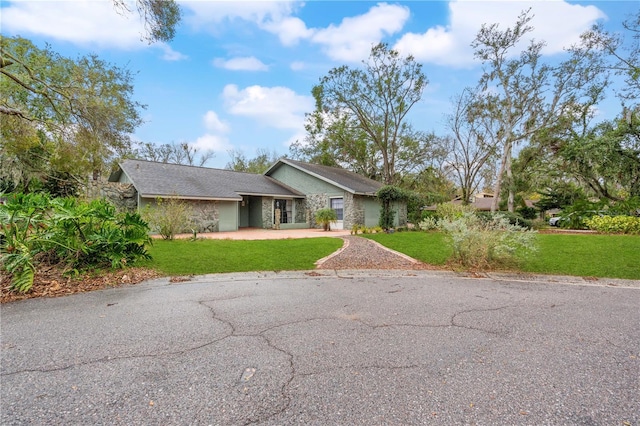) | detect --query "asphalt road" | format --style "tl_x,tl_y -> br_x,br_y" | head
1,271 -> 639,425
